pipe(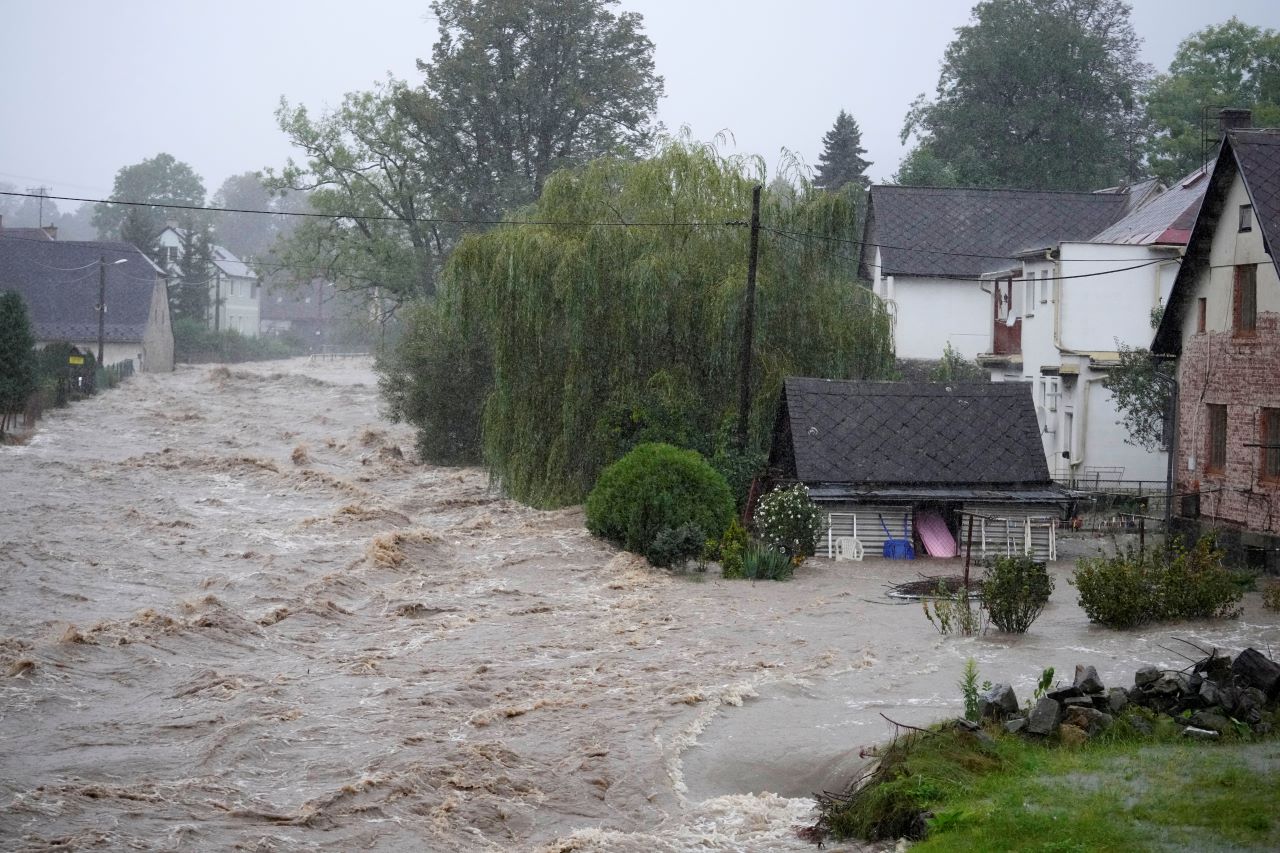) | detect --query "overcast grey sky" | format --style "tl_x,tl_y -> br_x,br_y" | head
2,0 -> 1278,208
